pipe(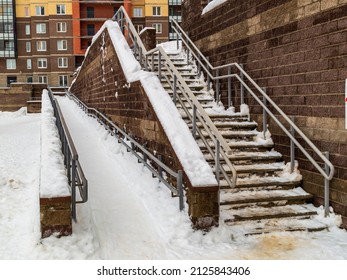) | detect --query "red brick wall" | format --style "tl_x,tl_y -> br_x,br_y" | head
183,0 -> 347,227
